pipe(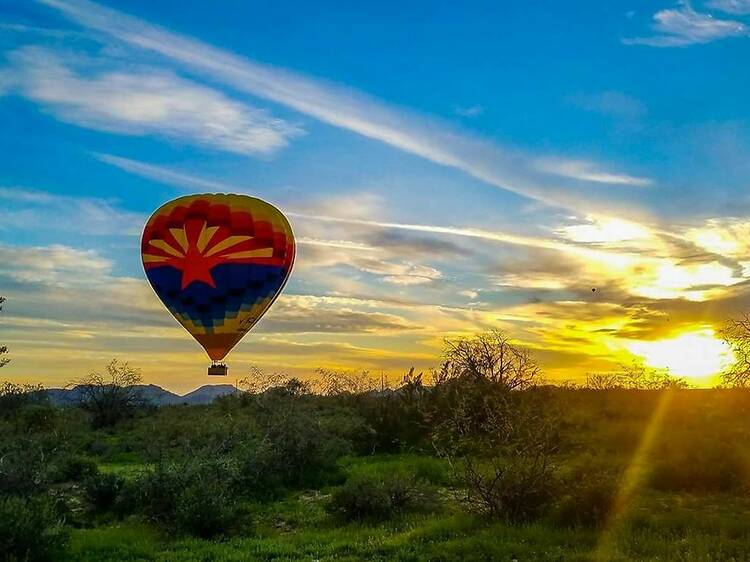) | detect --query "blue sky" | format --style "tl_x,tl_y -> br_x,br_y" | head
0,0 -> 748,391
